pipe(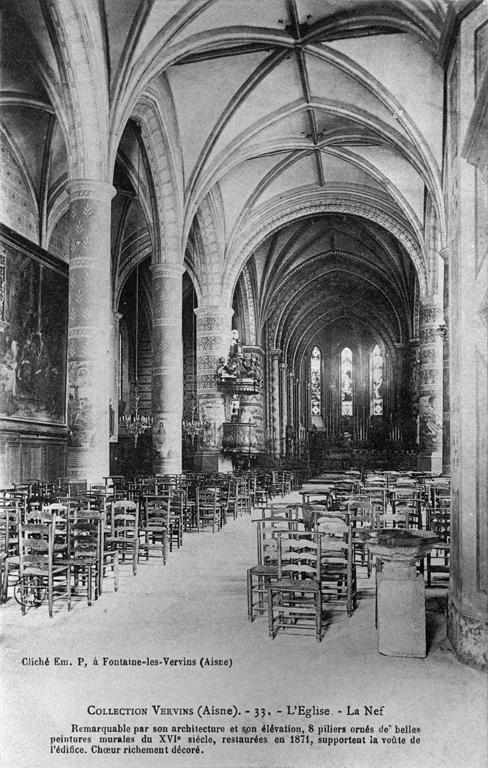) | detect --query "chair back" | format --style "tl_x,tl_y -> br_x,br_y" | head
68,510 -> 103,563
277,531 -> 321,582
110,500 -> 139,540
19,512 -> 57,572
